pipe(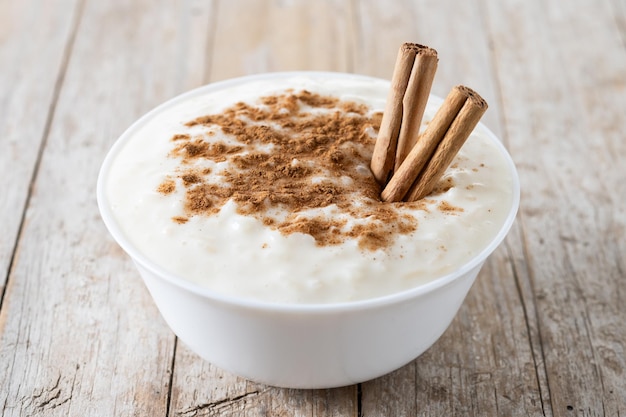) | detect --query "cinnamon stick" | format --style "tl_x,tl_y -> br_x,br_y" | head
405,86 -> 488,202
394,47 -> 438,172
381,86 -> 468,202
370,43 -> 436,185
